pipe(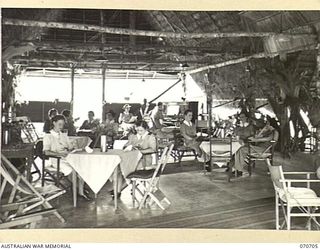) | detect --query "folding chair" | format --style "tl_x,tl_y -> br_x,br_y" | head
248,140 -> 277,175
266,159 -> 320,230
171,133 -> 197,166
1,154 -> 66,223
35,140 -> 66,188
127,143 -> 174,210
206,137 -> 233,181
